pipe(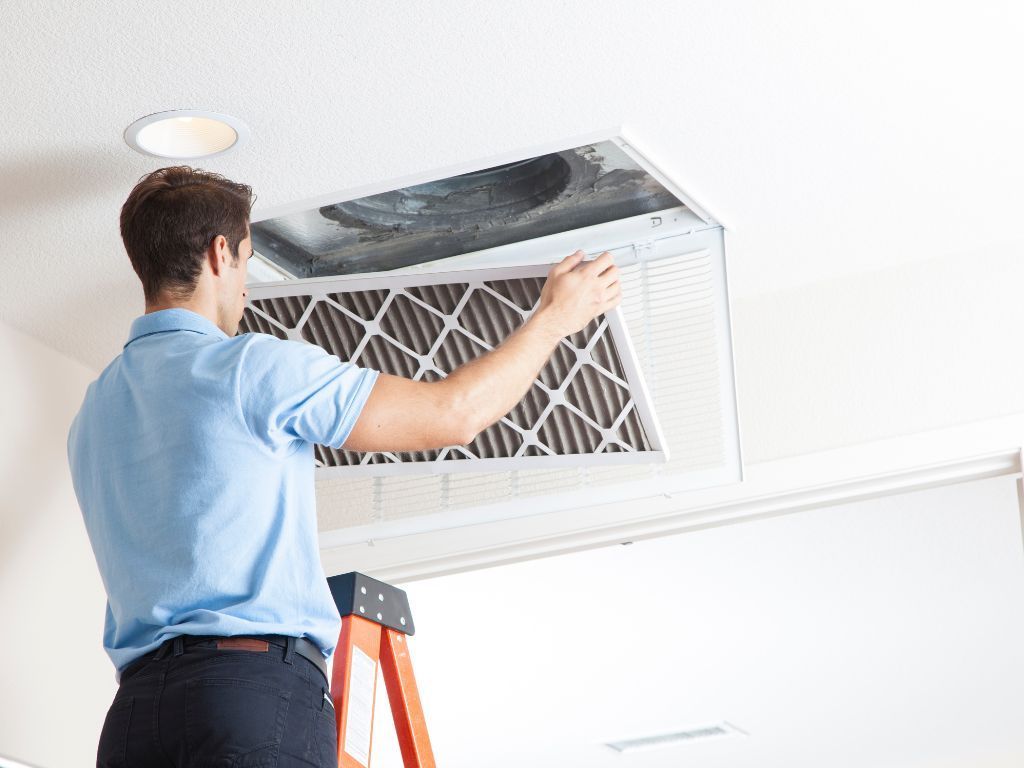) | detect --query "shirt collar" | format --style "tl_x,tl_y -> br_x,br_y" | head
125,308 -> 231,348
